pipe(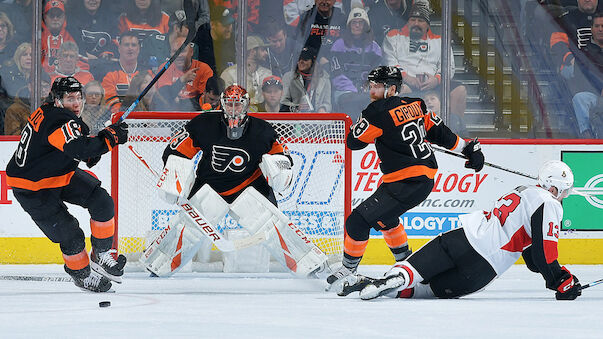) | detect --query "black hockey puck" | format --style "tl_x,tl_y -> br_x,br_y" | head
99,301 -> 111,308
